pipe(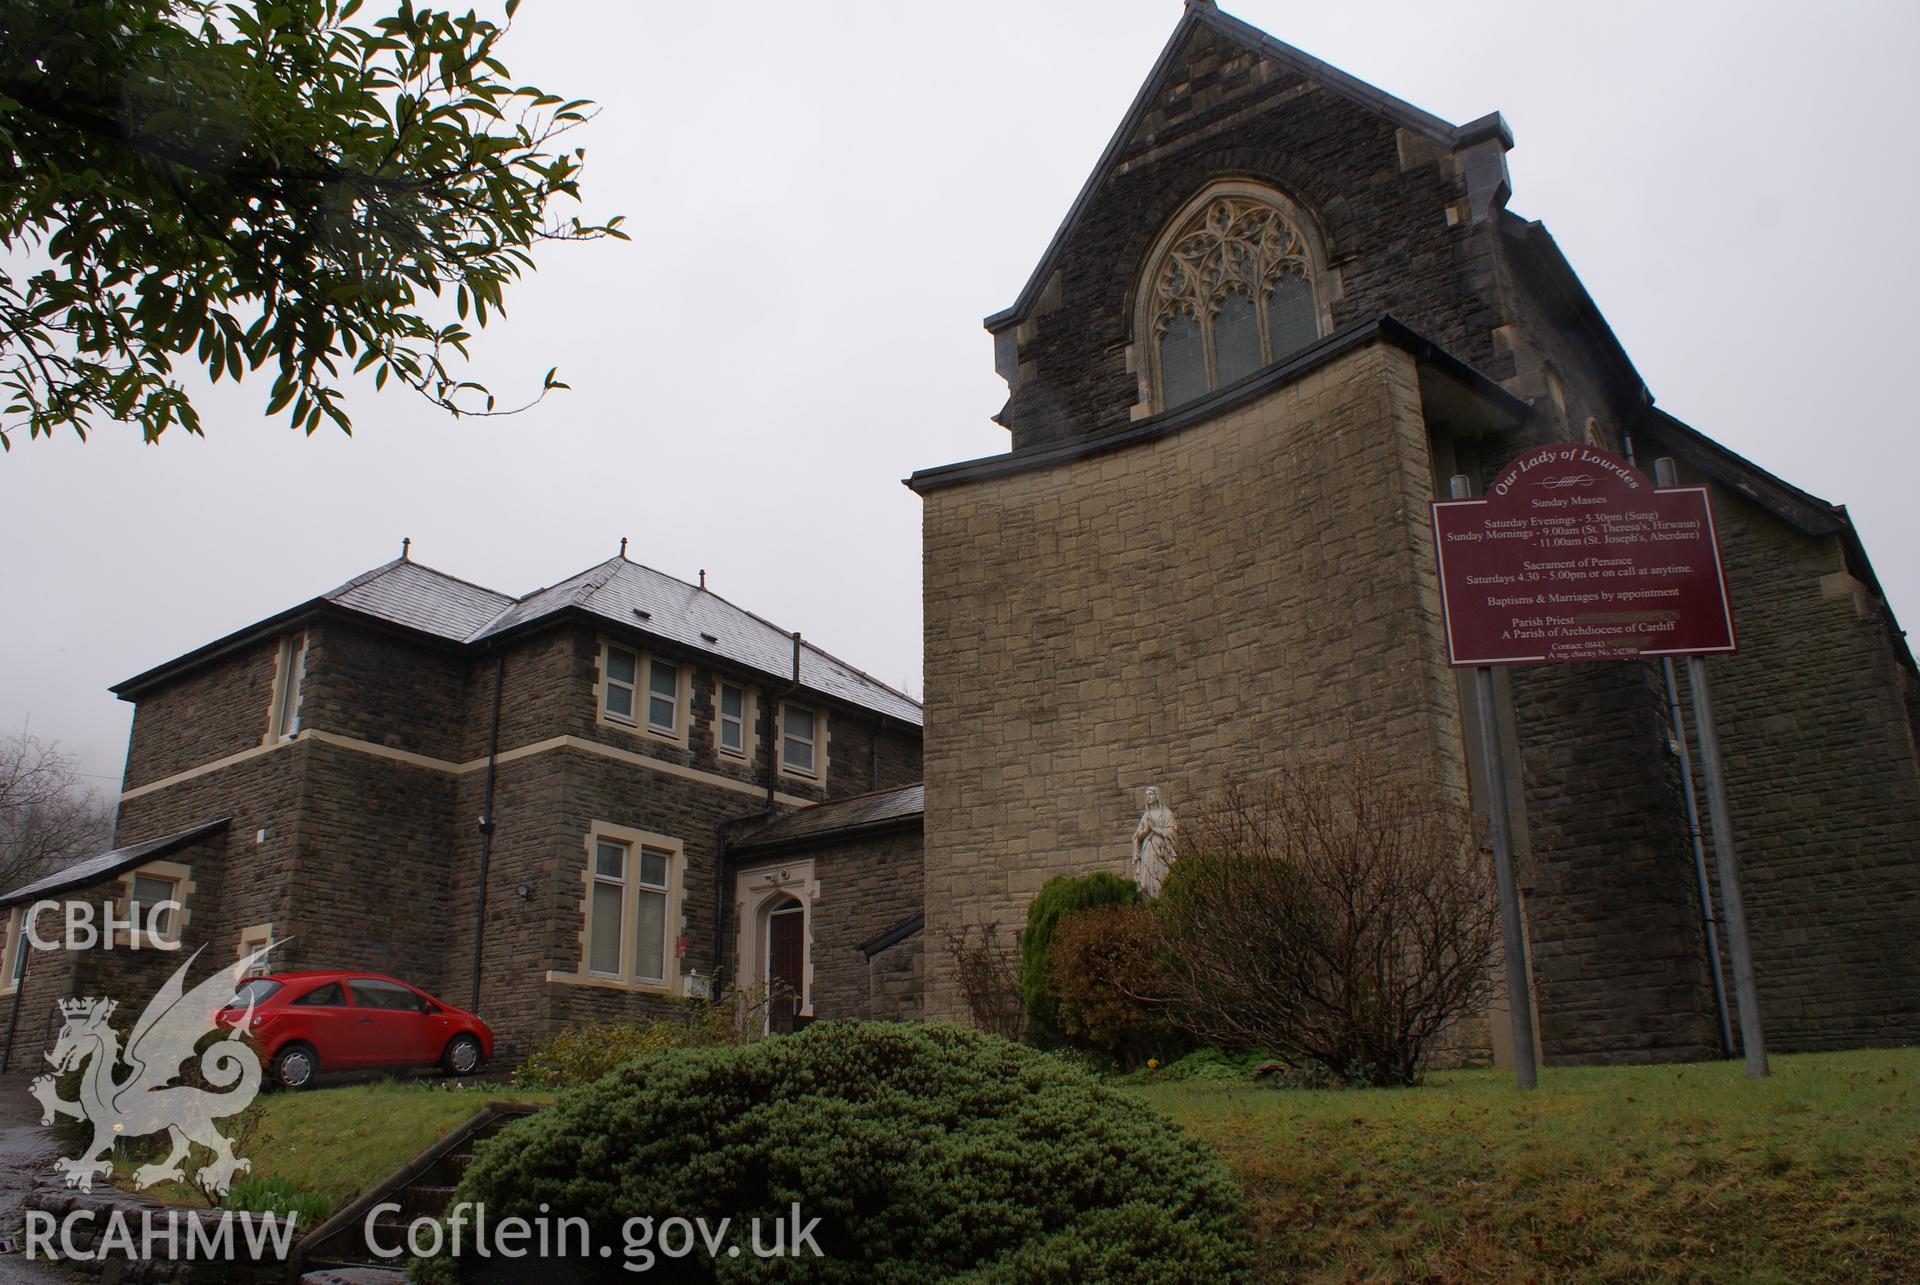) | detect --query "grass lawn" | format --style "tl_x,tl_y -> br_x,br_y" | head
115,1047 -> 1918,1281
130,1080 -> 551,1212
1126,1046 -> 1920,1283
